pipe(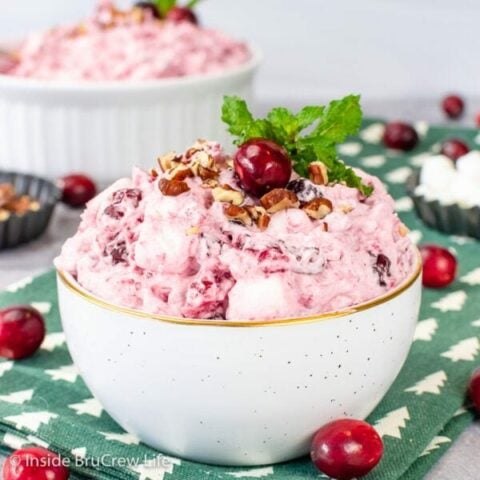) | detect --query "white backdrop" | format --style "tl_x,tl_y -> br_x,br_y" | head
0,0 -> 479,111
